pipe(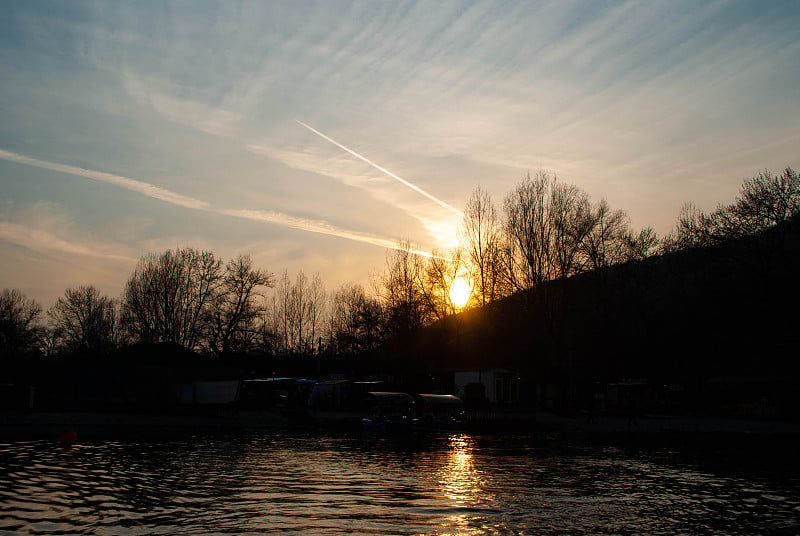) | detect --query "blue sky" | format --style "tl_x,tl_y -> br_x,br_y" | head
1,0 -> 798,307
